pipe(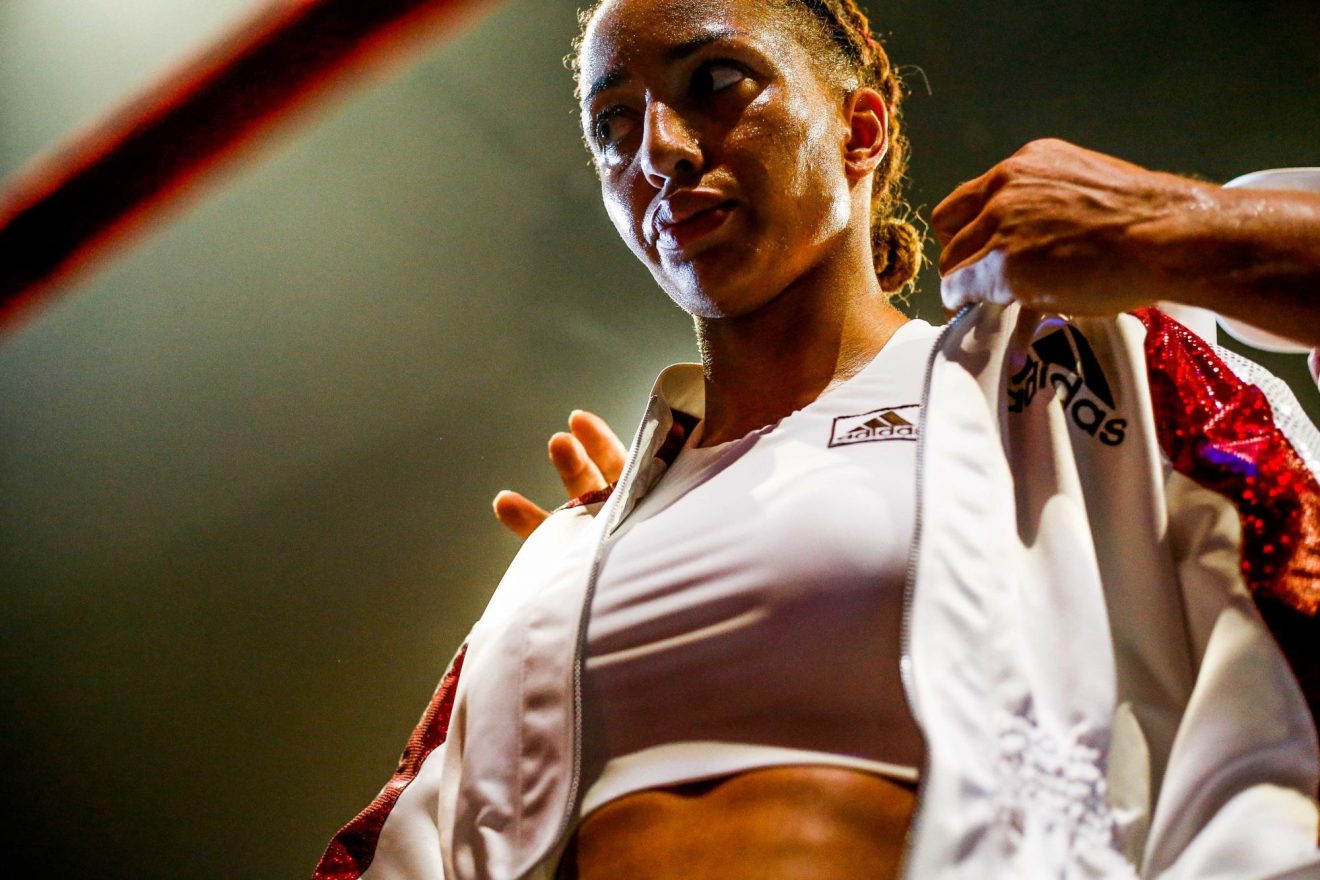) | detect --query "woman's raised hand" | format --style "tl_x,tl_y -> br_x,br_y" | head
492,410 -> 627,538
